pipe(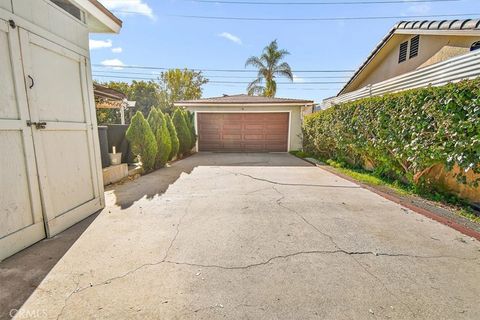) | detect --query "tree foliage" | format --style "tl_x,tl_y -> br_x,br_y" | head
158,69 -> 209,113
103,80 -> 161,118
165,113 -> 180,160
172,108 -> 192,156
126,111 -> 157,172
303,79 -> 480,188
245,40 -> 293,97
147,108 -> 172,168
